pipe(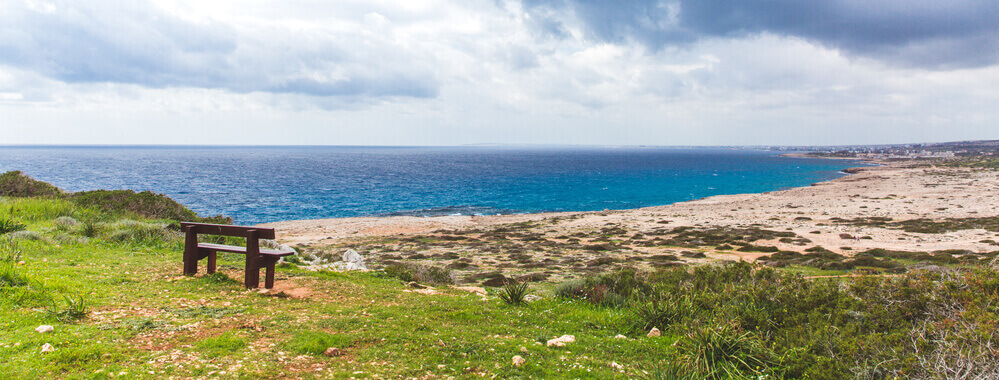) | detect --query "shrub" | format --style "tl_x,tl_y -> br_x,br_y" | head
383,262 -> 454,285
71,189 -> 231,223
499,280 -> 531,306
0,171 -> 64,197
632,292 -> 693,332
